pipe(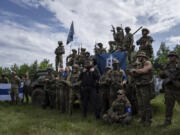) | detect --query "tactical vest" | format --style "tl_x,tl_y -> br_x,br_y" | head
55,46 -> 65,55
70,72 -> 80,84
135,61 -> 153,85
112,99 -> 126,115
11,77 -> 21,89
